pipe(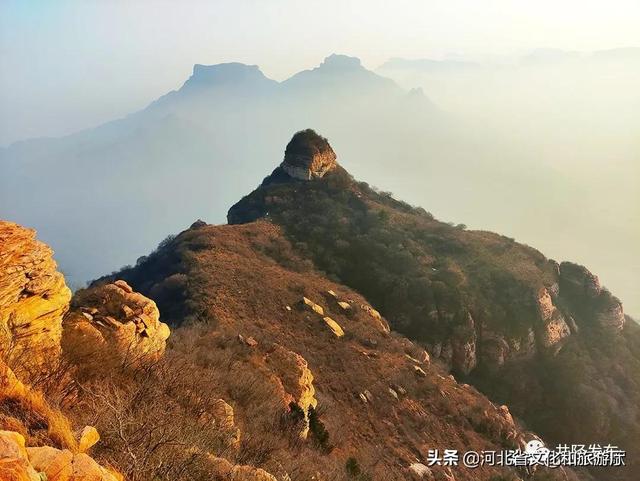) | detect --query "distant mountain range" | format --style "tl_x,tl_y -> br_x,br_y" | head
0,54 -> 444,289
1,51 -> 637,320
378,47 -> 640,72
